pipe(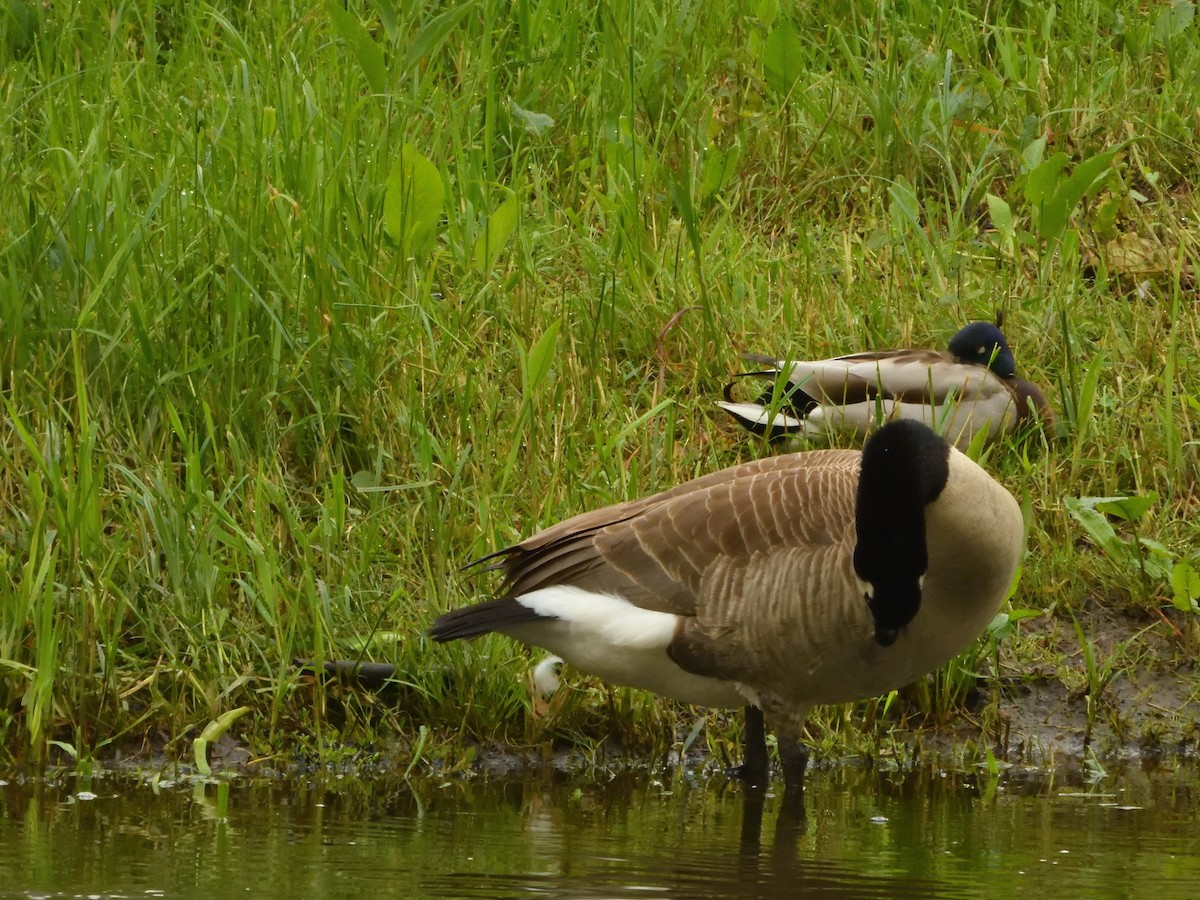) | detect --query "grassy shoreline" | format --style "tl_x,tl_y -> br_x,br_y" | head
1,0 -> 1197,776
